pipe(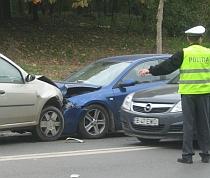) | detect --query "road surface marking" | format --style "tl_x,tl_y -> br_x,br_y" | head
0,146 -> 158,162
